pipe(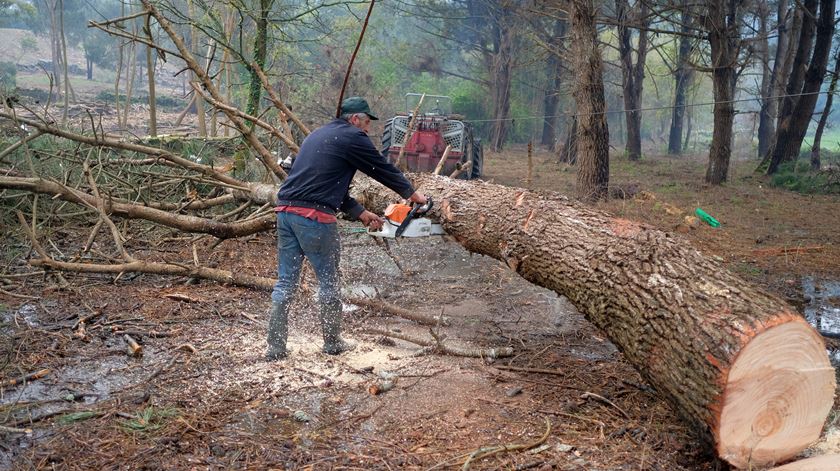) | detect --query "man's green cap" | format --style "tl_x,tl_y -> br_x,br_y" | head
340,96 -> 378,120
